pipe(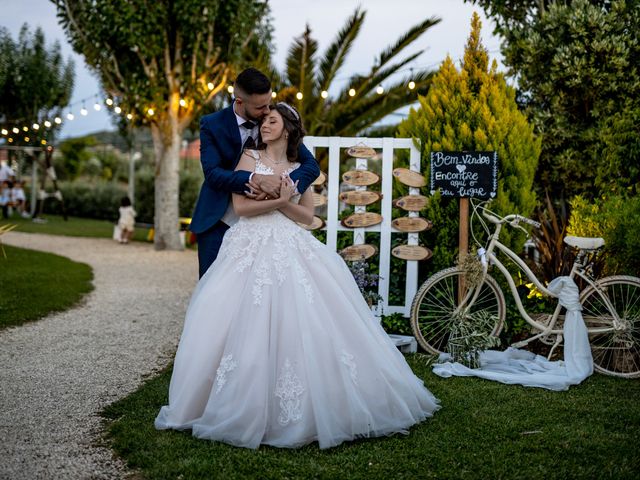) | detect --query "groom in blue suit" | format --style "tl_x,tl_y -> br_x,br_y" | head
191,68 -> 320,278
